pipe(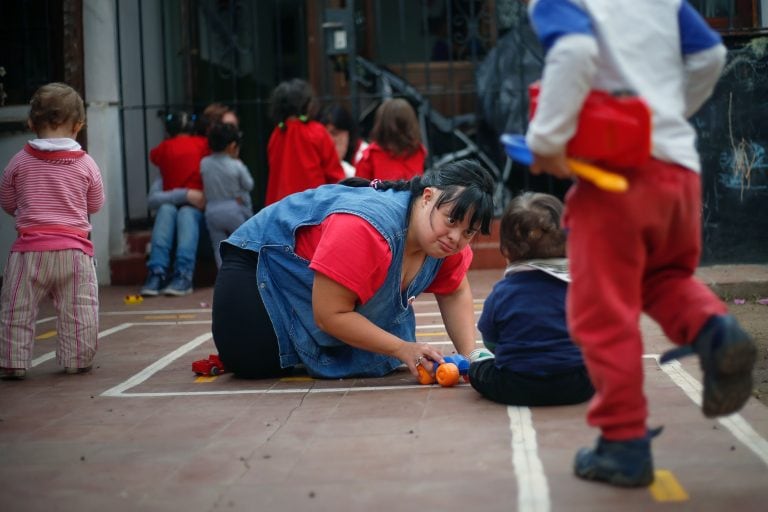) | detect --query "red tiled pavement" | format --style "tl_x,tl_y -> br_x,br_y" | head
0,267 -> 767,512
